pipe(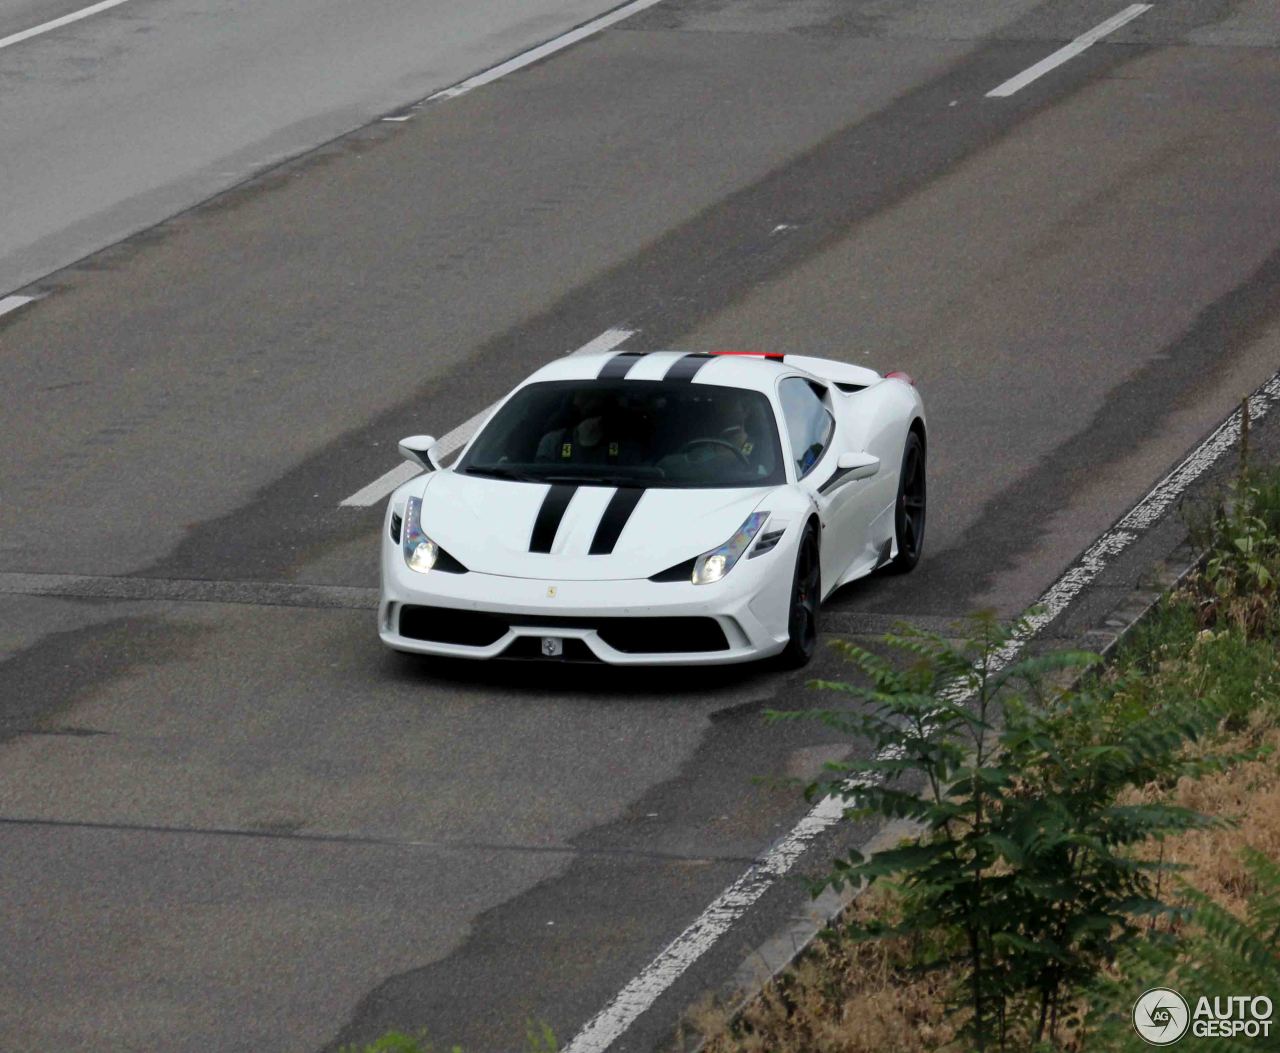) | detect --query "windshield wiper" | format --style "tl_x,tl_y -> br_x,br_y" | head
464,465 -> 542,483
541,474 -> 607,485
